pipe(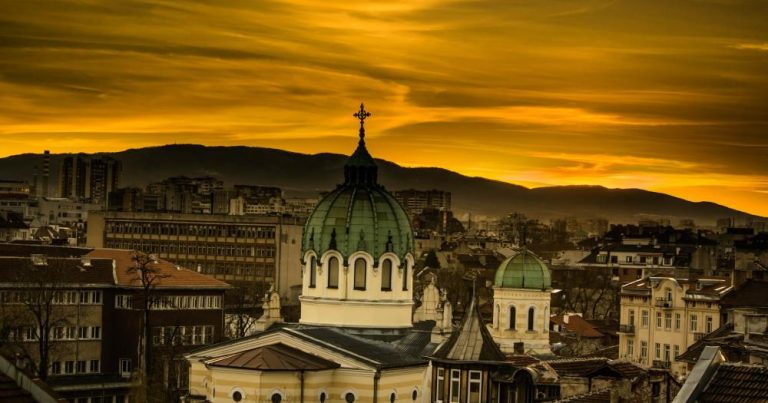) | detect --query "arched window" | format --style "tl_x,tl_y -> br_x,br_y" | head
402,262 -> 409,291
327,257 -> 339,288
528,307 -> 535,331
354,258 -> 366,290
508,306 -> 516,330
320,392 -> 327,403
233,391 -> 243,402
381,259 -> 392,291
665,287 -> 672,301
345,392 -> 356,403
390,392 -> 396,403
271,393 -> 282,403
309,256 -> 317,288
